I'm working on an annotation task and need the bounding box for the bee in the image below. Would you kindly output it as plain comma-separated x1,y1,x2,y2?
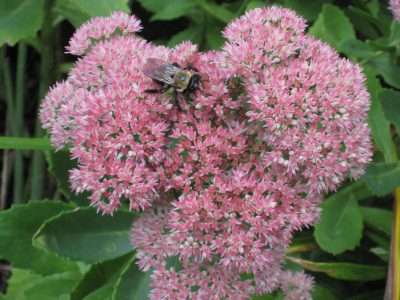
142,58,202,97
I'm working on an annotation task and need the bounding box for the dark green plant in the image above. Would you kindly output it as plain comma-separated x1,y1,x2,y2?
0,0,399,299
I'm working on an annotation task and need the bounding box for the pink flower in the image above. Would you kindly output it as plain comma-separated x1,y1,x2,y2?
280,270,315,300
40,6,372,298
390,0,400,21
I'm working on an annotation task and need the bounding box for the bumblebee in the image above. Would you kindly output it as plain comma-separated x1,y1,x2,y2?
142,58,201,96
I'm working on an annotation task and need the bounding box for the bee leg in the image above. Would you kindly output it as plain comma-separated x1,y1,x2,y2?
187,65,199,72
144,88,162,93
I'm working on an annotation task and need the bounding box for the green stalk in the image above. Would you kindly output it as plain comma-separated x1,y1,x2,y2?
13,43,27,203
30,0,55,200
0,137,53,151
2,52,14,122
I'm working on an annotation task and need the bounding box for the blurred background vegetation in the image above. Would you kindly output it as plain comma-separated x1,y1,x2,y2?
0,0,399,299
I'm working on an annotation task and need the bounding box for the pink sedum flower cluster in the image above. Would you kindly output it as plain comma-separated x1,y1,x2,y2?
280,270,314,300
390,0,400,21
40,6,372,299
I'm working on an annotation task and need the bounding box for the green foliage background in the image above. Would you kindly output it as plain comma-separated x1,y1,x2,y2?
0,0,399,299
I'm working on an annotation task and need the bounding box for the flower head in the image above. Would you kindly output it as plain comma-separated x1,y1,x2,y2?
280,270,315,300
40,6,372,298
390,0,400,21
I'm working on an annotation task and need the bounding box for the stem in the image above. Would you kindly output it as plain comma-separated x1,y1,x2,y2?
389,188,400,300
392,188,400,299
0,137,53,151
30,0,55,200
384,146,400,299
13,43,27,203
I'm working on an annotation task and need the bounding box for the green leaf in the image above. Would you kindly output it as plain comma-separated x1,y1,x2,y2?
364,68,395,162
309,4,355,49
368,53,400,89
0,136,53,151
311,285,338,300
0,0,44,46
346,290,385,300
0,201,77,275
315,194,363,255
150,0,195,21
365,229,391,250
370,247,389,262
246,1,265,11
71,0,129,17
3,269,43,300
379,89,400,136
360,206,393,236
389,21,400,46
54,0,130,27
33,207,136,263
287,257,386,281
284,0,332,21
136,0,168,13
45,151,88,206
71,253,134,300
167,25,202,47
112,256,152,300
23,271,82,300
83,280,115,300
339,39,375,60
197,0,235,23
53,0,90,28
205,18,225,50
364,162,400,196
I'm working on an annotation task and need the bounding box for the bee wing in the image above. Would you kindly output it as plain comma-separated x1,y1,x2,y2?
142,58,180,85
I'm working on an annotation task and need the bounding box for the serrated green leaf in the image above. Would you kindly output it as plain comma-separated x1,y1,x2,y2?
45,151,88,206
315,194,363,255
364,68,395,162
284,0,332,21
71,253,134,300
287,257,386,281
360,206,393,236
112,256,152,300
0,201,77,275
379,89,400,136
364,162,400,196
0,0,44,46
309,4,355,49
23,271,82,300
150,0,195,21
33,207,136,263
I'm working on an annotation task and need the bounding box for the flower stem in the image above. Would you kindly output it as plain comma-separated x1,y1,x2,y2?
13,43,27,203
29,0,55,200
